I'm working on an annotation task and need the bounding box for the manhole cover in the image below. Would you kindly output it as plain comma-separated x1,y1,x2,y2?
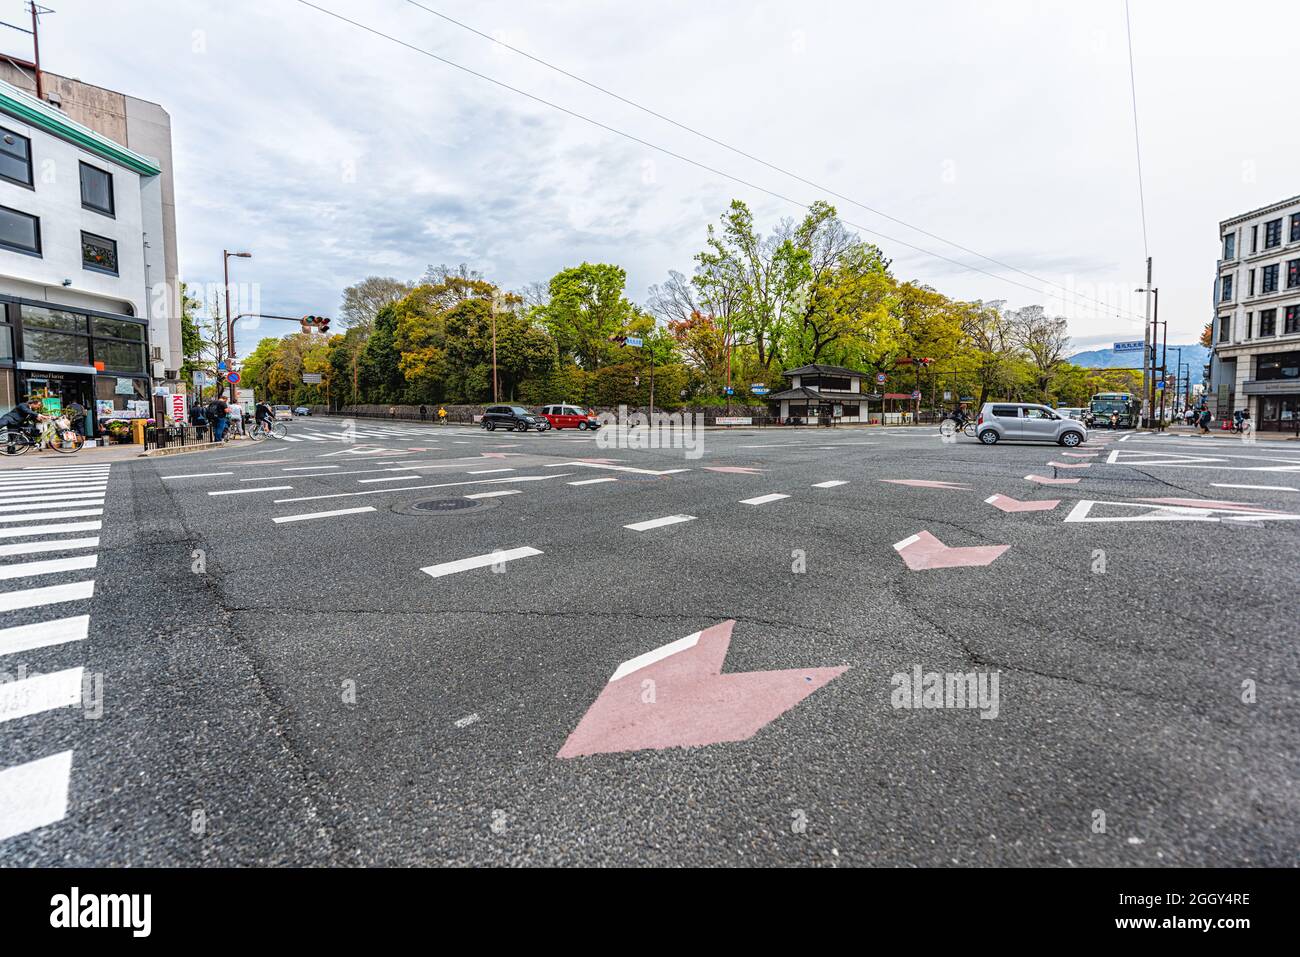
411,498,481,512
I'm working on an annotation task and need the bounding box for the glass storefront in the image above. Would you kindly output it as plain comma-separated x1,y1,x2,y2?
0,295,152,435
1258,395,1300,431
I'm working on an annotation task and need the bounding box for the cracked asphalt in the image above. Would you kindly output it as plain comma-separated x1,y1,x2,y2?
2,417,1296,866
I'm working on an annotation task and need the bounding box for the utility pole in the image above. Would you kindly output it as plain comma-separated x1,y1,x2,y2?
490,295,499,403
725,312,732,415
1157,292,1167,428
1140,257,1152,426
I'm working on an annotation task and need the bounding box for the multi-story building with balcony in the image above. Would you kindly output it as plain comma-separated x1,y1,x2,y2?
1212,194,1300,430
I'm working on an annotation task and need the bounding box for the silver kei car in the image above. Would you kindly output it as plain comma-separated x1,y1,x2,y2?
974,402,1089,447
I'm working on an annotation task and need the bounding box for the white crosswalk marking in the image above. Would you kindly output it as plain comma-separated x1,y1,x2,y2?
0,464,110,844
0,751,73,842
0,667,83,724
0,554,97,580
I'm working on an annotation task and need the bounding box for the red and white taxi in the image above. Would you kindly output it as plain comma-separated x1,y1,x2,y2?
540,404,600,430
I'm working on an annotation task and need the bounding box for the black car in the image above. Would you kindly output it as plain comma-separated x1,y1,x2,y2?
481,405,549,432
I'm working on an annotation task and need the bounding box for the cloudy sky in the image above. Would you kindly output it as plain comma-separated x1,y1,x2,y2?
15,0,1300,352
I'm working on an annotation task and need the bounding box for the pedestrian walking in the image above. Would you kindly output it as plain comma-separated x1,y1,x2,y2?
208,396,229,441
419,404,428,422
388,406,397,419
438,406,447,425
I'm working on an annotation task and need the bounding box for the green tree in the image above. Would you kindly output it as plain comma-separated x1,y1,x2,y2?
537,263,637,369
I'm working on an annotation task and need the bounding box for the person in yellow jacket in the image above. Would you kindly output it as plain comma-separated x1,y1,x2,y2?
437,406,448,425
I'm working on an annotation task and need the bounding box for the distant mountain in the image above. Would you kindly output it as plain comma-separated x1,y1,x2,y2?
1068,344,1209,372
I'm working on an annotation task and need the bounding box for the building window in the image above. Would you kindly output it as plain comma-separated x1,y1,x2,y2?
78,163,114,217
1288,259,1300,289
804,375,851,391
1251,225,1258,253
1287,306,1300,336
1262,263,1279,293
1248,268,1255,296
1218,316,1232,342
0,205,40,256
1220,275,1233,301
1265,218,1283,249
1259,308,1277,337
1255,351,1300,381
91,316,144,341
1223,233,1235,260
1245,312,1253,339
80,231,118,275
91,338,145,374
0,128,32,187
21,329,90,366
1291,213,1300,244
20,305,88,335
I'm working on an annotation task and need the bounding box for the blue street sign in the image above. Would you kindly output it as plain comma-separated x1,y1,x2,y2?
911,390,921,400
724,387,734,395
624,337,644,348
876,373,887,384
750,385,769,395
217,361,227,371
1155,381,1164,390
226,371,241,385
1114,340,1144,352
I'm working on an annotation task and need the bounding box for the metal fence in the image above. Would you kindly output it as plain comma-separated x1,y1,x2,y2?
142,424,219,451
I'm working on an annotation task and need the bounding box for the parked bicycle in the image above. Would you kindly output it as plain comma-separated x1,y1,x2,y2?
0,415,84,455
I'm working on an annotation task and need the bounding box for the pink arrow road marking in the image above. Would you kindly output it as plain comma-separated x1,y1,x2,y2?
880,479,971,490
985,494,1060,513
1047,461,1091,468
557,620,847,759
892,531,1009,570
1025,474,1080,485
704,466,767,474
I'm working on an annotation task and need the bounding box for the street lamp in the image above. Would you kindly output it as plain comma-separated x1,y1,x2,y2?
224,250,252,360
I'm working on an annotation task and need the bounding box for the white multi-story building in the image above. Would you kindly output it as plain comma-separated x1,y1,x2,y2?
0,77,171,427
1212,194,1300,431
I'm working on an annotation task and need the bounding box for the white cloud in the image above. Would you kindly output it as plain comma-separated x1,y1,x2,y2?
26,0,1300,352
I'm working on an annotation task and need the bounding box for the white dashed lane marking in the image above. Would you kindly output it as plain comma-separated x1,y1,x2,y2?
420,546,542,578
624,515,696,532
273,506,377,524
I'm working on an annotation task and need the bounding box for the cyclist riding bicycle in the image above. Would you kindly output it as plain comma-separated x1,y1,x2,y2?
0,399,46,437
252,400,274,435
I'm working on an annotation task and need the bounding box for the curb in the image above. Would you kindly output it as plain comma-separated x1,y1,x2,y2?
138,440,235,458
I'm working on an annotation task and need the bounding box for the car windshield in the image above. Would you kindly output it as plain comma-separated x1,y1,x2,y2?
511,407,530,415
1092,400,1127,413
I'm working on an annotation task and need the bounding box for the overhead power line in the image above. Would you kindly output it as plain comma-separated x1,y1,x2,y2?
402,0,1143,323
292,0,1144,324
1123,0,1149,259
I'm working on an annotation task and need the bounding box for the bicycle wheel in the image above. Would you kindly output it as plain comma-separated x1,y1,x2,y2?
271,423,288,439
0,429,32,455
939,419,957,439
963,421,978,437
48,429,85,454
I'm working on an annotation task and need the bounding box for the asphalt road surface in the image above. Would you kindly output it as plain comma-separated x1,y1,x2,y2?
1,416,1296,866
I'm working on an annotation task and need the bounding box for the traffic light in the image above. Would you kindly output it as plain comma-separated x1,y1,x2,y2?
301,315,331,334
607,333,627,345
